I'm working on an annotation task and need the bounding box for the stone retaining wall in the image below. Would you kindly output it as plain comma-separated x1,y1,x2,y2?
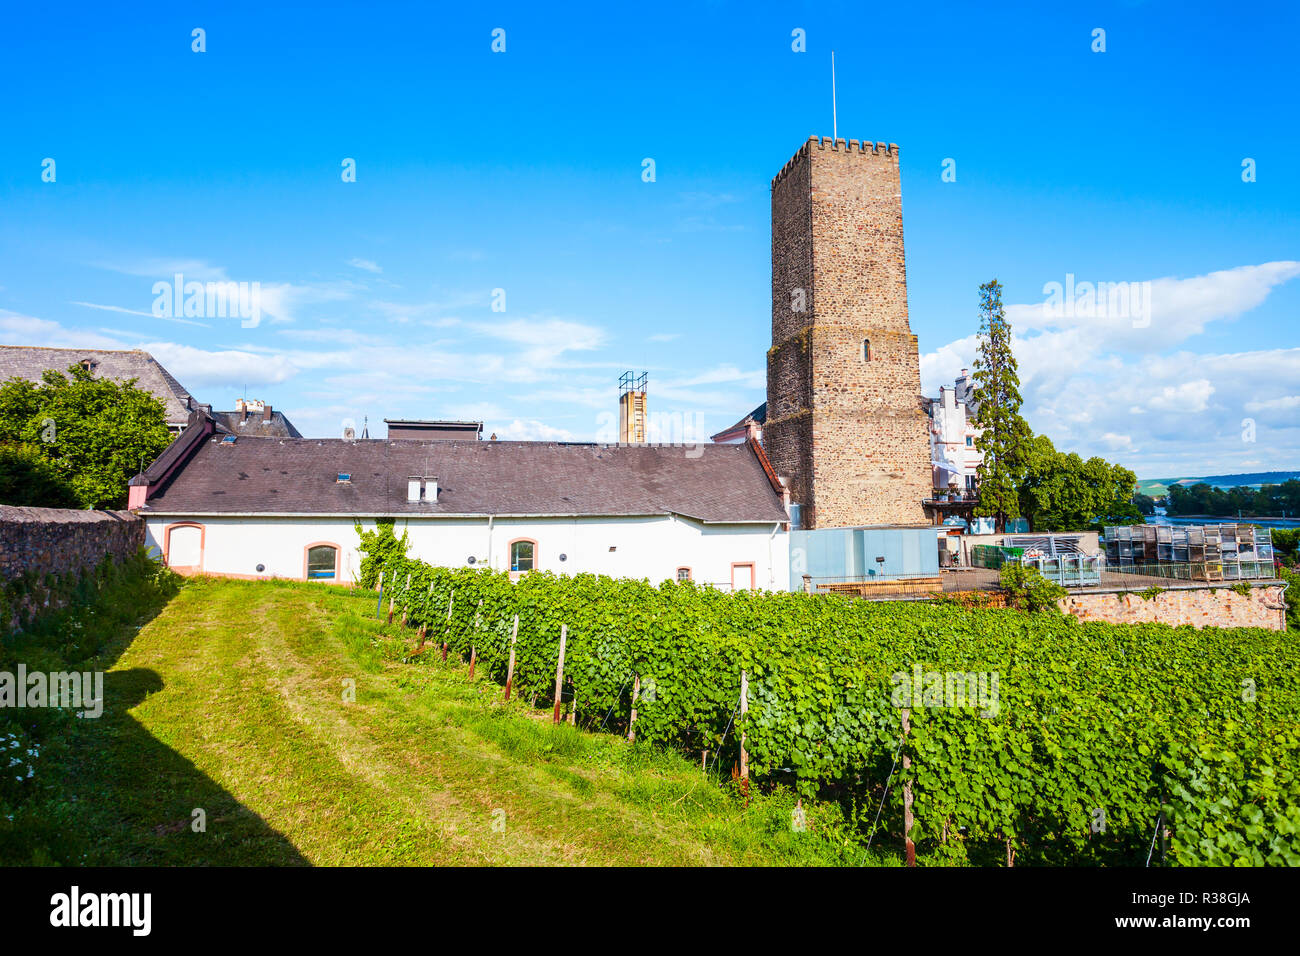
1059,582,1288,631
1,505,145,630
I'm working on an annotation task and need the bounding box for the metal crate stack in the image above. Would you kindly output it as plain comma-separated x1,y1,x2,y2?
1103,524,1275,581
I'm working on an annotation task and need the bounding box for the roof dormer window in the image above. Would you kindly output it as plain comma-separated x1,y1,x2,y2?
406,476,438,503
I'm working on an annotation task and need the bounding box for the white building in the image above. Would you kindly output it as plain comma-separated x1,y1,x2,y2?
926,369,983,495
130,411,791,592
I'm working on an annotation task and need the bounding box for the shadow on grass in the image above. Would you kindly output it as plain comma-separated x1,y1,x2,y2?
1,560,308,866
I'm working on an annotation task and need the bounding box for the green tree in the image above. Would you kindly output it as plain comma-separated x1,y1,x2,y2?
0,366,173,509
1133,493,1156,516
0,443,78,507
1016,434,1140,532
970,279,1032,531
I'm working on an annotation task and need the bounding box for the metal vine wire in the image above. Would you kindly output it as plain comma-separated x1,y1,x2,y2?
600,678,632,731
866,731,908,850
1145,811,1163,867
707,703,742,775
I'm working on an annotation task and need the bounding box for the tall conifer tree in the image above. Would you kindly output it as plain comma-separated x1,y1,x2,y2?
971,280,1032,531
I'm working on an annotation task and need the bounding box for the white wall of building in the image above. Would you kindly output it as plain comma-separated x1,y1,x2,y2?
929,375,983,493
143,513,790,592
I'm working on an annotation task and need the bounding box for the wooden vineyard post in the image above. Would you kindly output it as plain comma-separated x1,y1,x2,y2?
739,670,749,795
552,625,568,724
387,572,396,623
902,708,916,867
469,599,482,678
504,615,519,700
442,590,453,662
567,680,577,726
400,573,412,625
416,581,433,648
627,674,640,742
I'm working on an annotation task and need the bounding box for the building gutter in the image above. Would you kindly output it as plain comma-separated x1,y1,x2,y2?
137,509,788,525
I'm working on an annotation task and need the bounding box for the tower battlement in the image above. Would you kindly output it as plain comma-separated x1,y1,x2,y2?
771,136,901,189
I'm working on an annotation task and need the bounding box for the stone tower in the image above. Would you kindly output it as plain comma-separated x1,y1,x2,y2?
764,136,931,529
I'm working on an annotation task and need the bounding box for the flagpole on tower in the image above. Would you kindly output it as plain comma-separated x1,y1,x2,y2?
831,50,837,141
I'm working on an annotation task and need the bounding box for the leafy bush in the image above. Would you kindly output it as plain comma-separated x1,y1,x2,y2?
0,443,77,508
353,519,409,590
998,563,1067,612
0,366,172,509
1272,528,1298,563
368,547,1300,866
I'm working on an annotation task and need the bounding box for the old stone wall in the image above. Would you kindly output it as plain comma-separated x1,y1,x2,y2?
1060,583,1288,631
766,136,931,529
0,505,145,630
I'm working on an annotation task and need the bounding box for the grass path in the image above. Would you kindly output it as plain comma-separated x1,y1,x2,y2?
54,578,894,866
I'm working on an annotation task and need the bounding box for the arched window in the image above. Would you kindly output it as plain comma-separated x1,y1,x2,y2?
509,539,536,574
676,567,692,582
305,543,340,580
862,338,872,361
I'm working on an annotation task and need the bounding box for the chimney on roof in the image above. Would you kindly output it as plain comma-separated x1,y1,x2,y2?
618,371,648,443
235,398,267,423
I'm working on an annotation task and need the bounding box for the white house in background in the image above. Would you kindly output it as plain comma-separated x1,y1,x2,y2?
925,369,983,494
129,409,791,591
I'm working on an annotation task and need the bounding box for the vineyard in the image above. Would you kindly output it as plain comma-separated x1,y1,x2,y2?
370,541,1300,866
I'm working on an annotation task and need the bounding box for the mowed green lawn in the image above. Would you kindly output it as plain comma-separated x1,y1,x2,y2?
51,577,893,866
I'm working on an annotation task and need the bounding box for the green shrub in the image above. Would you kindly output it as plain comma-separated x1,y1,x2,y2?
1271,528,1299,562
353,519,409,590
998,563,1067,612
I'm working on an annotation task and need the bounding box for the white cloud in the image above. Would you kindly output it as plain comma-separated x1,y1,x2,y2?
1245,395,1300,413
138,342,298,389
0,311,125,349
347,258,382,274
495,418,576,441
1148,379,1214,413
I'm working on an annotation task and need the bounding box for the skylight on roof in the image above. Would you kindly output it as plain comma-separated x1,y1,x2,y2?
220,435,237,444
337,473,352,483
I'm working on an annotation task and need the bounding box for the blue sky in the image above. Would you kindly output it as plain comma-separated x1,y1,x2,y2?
1,0,1296,478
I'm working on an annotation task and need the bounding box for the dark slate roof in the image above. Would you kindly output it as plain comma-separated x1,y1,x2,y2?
213,410,304,439
0,346,194,424
141,438,788,523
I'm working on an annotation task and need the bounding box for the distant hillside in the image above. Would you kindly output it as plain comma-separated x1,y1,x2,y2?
1138,471,1300,497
